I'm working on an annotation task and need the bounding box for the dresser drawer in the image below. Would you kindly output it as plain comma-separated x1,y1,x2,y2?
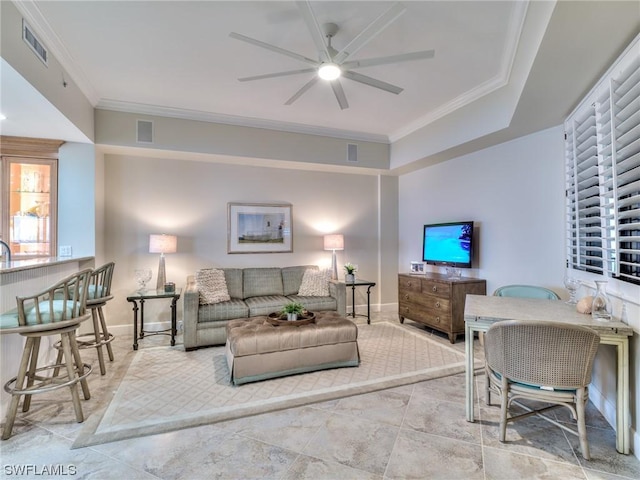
399,303,451,328
399,290,450,311
398,276,421,293
421,279,451,298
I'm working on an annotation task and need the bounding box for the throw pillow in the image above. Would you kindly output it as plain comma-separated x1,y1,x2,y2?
298,268,330,296
196,268,231,305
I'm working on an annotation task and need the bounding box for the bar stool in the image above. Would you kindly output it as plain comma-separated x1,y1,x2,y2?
0,269,93,440
75,262,116,375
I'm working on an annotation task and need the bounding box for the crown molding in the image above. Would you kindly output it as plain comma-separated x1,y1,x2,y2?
388,0,529,143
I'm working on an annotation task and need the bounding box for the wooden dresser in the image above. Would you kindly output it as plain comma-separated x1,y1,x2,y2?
398,273,486,343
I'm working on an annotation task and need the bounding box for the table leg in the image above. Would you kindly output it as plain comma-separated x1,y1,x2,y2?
131,300,139,351
139,299,145,338
351,285,356,318
615,336,630,454
465,323,475,422
366,285,373,324
170,297,178,346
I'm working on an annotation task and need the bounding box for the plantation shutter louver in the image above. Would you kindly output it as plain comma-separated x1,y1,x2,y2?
565,34,639,285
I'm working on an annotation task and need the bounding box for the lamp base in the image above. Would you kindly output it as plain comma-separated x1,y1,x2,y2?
156,254,166,291
331,250,338,280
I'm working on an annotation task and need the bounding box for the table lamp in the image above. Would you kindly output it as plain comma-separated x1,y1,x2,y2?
324,234,344,280
149,234,177,290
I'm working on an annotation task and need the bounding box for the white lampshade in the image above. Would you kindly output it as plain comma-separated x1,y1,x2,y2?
324,234,344,251
149,234,177,254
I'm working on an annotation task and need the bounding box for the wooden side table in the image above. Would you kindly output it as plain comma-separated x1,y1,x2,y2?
345,279,376,324
126,288,181,350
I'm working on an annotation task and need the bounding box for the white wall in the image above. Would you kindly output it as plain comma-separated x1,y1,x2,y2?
398,125,639,455
399,126,566,293
58,142,96,257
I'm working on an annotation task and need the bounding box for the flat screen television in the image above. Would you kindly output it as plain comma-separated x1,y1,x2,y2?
422,221,474,268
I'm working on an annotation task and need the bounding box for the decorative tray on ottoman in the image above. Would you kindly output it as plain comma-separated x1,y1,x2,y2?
266,311,316,326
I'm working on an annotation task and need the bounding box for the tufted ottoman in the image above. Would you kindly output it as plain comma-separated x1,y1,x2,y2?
225,311,360,385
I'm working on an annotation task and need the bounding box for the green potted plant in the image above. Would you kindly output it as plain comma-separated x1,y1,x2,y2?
344,263,358,283
281,301,305,321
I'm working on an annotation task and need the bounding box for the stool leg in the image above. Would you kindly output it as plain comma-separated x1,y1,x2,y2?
98,306,114,362
69,330,91,400
91,308,106,375
52,343,64,378
60,332,84,423
2,337,35,440
21,337,41,413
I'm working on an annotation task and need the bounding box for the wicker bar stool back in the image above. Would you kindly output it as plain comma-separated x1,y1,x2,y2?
484,320,600,459
76,262,116,375
0,269,93,440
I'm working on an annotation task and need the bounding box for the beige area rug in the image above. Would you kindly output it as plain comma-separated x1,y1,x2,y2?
74,322,472,448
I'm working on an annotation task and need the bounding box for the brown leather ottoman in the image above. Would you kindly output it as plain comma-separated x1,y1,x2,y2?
225,311,360,385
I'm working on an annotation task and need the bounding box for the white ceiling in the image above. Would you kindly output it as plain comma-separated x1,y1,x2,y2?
1,1,639,156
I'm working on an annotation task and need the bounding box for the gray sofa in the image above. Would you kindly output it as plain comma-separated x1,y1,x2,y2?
183,265,346,350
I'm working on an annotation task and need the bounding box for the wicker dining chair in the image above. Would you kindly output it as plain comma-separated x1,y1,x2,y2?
0,269,93,440
484,320,600,459
493,284,560,300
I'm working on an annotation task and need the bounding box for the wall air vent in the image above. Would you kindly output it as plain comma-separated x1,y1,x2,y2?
136,120,154,144
347,143,358,163
22,19,48,66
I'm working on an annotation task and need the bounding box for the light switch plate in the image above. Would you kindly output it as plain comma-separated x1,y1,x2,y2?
59,245,72,256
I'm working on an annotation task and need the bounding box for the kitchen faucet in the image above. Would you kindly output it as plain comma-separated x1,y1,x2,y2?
0,240,11,263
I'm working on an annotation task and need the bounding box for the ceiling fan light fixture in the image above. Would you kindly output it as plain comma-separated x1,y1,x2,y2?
318,63,341,81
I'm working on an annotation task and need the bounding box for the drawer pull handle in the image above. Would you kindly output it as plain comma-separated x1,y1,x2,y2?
407,282,412,287
432,286,437,292
435,316,440,323
435,302,441,308
404,294,409,300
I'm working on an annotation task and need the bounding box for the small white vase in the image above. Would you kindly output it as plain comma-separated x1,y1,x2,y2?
287,313,298,321
345,273,355,282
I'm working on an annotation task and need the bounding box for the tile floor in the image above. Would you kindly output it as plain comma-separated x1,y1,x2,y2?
1,312,638,479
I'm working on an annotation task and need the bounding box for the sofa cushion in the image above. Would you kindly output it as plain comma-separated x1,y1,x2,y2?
243,268,283,298
282,265,316,296
222,268,244,299
245,295,290,317
198,299,249,323
196,269,231,305
298,268,330,296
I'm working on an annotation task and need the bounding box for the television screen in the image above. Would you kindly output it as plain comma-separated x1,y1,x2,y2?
422,221,474,268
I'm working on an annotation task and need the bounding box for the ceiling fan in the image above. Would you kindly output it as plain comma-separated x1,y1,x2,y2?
229,1,435,110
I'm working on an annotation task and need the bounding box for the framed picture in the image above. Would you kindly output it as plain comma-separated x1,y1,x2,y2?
228,203,293,254
410,261,425,274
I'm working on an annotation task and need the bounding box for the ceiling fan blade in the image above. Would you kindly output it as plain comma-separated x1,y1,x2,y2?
285,76,319,105
342,50,435,69
330,79,349,110
296,1,331,63
333,2,406,64
239,68,317,82
342,70,403,95
230,32,318,66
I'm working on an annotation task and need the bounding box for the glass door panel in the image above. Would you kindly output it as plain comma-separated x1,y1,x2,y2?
5,158,57,258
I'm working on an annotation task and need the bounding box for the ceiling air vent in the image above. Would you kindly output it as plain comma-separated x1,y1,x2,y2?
136,120,154,144
22,19,48,66
347,143,358,163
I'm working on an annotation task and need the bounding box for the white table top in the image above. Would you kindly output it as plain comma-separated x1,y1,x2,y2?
464,294,633,336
